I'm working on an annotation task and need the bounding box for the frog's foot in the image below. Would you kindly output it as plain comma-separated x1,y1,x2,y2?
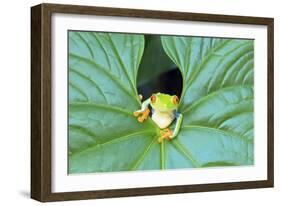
133,108,150,123
158,128,173,143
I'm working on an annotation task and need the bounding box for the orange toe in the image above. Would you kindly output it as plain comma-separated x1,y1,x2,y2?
133,111,140,117
158,129,172,143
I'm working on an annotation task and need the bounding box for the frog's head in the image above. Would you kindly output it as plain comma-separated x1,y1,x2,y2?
150,93,179,112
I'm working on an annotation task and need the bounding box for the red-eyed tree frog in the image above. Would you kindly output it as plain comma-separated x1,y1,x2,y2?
133,93,183,143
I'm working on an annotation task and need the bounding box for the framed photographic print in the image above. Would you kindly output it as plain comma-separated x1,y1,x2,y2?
31,3,274,202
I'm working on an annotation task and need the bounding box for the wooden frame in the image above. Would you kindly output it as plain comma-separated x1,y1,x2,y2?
31,3,274,202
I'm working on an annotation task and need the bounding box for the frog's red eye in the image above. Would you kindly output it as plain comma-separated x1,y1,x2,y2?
172,95,179,105
150,94,156,103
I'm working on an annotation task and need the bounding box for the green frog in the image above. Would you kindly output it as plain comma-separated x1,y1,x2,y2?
133,93,183,143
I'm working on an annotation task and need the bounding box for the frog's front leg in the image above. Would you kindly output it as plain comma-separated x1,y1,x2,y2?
158,113,183,143
133,98,150,123
170,113,183,139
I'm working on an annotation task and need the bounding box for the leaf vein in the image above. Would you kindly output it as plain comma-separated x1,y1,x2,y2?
105,33,136,91
69,82,89,101
69,68,108,103
172,140,200,167
69,53,140,104
130,137,158,170
181,85,253,114
71,130,156,157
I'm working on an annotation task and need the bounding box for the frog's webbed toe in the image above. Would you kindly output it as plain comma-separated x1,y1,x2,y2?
133,108,150,123
158,128,173,143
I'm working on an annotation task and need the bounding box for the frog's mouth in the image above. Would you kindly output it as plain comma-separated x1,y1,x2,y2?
152,105,176,113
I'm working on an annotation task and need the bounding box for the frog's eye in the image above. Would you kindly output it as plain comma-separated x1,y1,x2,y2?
172,95,179,105
150,94,156,103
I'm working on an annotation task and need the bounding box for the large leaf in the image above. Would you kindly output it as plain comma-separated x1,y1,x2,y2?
68,32,159,173
161,36,254,167
69,32,254,174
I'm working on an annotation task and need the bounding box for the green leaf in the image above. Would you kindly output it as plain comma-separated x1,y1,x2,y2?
68,32,159,173
161,36,254,167
69,32,254,174
69,32,144,110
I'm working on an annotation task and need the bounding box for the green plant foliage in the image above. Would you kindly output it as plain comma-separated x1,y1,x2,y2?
68,32,254,174
68,32,158,173
161,37,254,166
